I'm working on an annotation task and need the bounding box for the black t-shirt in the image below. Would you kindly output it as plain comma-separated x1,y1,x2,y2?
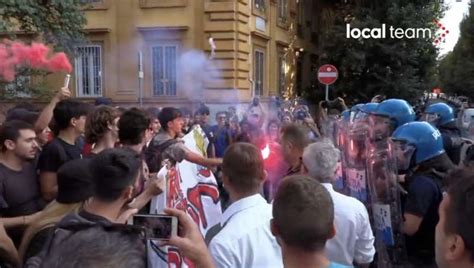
37,137,82,173
404,175,442,261
0,162,45,217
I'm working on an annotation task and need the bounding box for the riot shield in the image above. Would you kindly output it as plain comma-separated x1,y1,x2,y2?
366,139,408,267
367,114,393,142
333,120,347,192
320,115,339,145
342,121,370,205
460,109,474,139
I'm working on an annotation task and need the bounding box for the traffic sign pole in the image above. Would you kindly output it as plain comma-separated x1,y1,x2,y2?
325,84,329,101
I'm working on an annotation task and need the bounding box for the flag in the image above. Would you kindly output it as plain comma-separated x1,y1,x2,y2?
149,126,222,268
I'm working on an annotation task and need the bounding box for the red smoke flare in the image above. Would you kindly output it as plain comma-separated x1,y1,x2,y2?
0,40,72,82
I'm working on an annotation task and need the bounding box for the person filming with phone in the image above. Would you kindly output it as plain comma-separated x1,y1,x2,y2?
25,148,147,267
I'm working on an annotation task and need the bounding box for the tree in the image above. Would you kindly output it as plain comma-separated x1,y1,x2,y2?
439,3,474,99
305,0,443,105
0,0,87,98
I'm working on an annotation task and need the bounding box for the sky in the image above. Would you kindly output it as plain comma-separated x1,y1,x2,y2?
438,0,470,56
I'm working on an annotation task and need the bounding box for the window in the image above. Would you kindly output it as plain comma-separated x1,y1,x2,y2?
75,45,102,97
254,50,264,96
4,75,31,98
254,0,266,13
278,0,288,24
152,45,177,96
278,50,286,97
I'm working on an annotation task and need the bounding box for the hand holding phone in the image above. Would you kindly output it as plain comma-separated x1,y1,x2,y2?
162,208,215,268
132,214,178,241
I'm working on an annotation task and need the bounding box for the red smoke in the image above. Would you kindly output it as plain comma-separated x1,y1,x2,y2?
0,40,72,82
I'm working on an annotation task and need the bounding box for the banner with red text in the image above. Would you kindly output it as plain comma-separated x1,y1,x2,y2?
149,126,222,268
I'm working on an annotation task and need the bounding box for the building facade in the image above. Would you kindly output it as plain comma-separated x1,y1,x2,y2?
50,0,322,106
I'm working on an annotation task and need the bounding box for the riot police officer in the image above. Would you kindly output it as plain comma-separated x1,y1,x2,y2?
369,99,416,140
353,102,378,123
421,102,463,165
364,99,415,266
391,121,455,267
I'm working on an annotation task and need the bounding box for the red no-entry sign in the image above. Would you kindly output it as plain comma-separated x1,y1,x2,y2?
318,64,338,85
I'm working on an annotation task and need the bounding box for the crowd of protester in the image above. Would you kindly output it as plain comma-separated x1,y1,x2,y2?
0,85,473,268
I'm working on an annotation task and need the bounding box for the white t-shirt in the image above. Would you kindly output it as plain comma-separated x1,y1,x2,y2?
208,194,283,268
323,183,375,265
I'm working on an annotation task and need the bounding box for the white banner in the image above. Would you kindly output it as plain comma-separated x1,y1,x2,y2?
149,127,222,268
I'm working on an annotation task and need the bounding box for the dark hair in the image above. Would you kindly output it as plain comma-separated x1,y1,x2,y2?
281,124,310,150
85,106,120,144
222,143,264,194
57,159,94,204
118,108,150,145
91,148,141,202
116,107,127,115
445,167,474,262
145,107,160,120
240,117,249,127
53,99,89,131
266,119,280,131
41,226,146,268
273,175,334,251
6,108,38,125
196,104,210,116
180,107,191,117
158,107,182,131
216,111,227,119
94,97,113,106
0,120,35,152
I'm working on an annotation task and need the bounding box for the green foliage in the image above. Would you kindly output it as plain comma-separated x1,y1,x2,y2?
0,0,87,99
439,3,474,100
0,68,55,100
0,0,87,53
307,0,443,105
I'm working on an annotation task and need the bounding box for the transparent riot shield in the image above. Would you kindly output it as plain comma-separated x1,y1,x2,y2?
333,120,347,192
367,114,393,142
366,139,408,267
342,122,370,205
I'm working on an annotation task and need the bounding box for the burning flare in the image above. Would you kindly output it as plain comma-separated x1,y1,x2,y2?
261,144,270,160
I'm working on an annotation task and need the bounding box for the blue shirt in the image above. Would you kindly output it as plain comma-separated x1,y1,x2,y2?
404,174,442,260
210,125,231,158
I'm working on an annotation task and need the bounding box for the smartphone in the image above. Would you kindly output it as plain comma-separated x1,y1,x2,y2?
132,214,178,241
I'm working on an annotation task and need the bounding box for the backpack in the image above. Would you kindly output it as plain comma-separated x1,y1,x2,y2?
144,139,179,174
